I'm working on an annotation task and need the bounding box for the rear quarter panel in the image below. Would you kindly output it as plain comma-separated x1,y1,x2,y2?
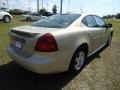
51,27,90,59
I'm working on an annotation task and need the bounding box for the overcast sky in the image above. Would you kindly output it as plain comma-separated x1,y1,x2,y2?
0,0,120,16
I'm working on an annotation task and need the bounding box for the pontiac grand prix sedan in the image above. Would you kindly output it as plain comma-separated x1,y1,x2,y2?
7,14,113,74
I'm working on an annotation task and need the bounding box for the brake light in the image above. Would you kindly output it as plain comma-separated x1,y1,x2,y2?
35,33,58,52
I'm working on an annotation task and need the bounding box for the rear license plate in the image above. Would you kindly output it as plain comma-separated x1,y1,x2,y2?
15,41,22,49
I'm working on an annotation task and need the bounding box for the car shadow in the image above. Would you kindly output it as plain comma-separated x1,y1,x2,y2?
0,21,5,23
19,19,36,22
0,46,107,90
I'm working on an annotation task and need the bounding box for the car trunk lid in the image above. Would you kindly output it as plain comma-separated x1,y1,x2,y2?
9,25,60,57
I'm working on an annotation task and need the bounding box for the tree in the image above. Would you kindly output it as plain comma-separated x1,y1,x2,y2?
52,5,57,14
9,9,24,15
39,8,47,15
116,13,120,19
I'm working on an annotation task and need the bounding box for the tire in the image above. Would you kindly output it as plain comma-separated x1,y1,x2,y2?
106,34,112,46
3,16,11,23
26,17,31,21
69,47,87,73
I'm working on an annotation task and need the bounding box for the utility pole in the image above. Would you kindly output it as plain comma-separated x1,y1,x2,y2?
68,0,70,13
37,0,39,13
46,0,49,11
81,4,83,13
60,0,63,14
41,0,43,9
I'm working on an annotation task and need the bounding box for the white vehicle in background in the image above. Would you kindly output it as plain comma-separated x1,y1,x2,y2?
0,10,12,23
22,13,46,21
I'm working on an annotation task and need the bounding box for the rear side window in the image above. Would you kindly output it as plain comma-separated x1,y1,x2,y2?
94,16,105,27
82,15,97,27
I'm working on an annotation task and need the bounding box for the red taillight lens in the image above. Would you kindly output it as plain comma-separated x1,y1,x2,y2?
35,33,58,52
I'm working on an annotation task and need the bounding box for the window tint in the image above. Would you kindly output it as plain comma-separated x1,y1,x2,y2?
31,14,35,16
83,15,97,27
30,13,40,16
35,14,41,16
94,16,105,27
32,14,81,28
82,18,88,26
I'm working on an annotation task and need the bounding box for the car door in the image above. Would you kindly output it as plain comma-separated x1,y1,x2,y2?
34,14,41,20
94,15,109,45
82,15,103,53
37,14,43,20
31,14,37,20
30,14,38,21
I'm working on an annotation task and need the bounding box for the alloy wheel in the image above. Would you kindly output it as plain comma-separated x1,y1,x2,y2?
74,51,85,70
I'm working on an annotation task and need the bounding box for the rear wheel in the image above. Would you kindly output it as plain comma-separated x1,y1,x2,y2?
3,16,11,23
69,47,86,73
26,17,31,21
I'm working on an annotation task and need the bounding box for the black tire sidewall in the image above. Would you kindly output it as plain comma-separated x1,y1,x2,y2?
69,47,86,73
106,34,112,46
4,16,11,23
26,17,31,21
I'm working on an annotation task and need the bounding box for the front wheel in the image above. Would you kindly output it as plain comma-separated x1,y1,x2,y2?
69,47,86,73
106,34,112,46
3,16,11,23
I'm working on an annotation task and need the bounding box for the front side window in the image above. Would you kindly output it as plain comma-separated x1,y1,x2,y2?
82,15,97,27
94,16,105,27
30,13,40,16
35,14,41,16
32,14,81,28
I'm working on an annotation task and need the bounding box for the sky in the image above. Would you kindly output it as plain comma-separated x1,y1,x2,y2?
0,0,120,16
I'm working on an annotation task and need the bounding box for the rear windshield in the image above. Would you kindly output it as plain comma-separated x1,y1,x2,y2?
32,14,81,28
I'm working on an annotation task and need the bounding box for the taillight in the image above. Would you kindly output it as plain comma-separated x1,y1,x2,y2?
35,33,58,52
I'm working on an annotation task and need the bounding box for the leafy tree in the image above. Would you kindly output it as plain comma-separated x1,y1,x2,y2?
116,13,120,19
52,5,57,14
102,12,120,19
39,8,47,15
9,9,24,15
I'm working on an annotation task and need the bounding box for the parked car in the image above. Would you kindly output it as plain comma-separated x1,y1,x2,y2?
42,12,53,17
7,14,113,74
22,13,46,21
0,10,12,23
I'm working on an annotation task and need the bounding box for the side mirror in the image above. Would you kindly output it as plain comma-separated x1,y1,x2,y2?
106,23,112,28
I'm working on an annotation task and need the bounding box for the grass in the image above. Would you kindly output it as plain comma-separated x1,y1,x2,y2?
0,17,120,90
0,15,31,64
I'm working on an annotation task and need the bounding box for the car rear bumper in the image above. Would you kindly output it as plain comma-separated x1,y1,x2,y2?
7,45,71,74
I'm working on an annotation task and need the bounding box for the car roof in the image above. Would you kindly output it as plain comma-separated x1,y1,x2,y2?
57,13,94,16
80,13,93,16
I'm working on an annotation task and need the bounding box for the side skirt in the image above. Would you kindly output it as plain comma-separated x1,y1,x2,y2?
87,43,106,58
